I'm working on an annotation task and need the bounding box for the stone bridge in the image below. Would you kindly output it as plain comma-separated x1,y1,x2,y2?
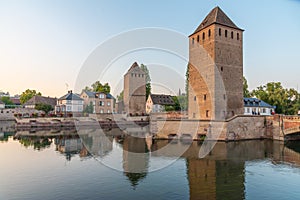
271,115,300,141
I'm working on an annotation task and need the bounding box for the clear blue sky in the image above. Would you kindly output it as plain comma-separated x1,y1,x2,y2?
0,0,299,97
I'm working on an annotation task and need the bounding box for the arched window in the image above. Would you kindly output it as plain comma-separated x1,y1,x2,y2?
231,31,234,39
202,32,205,40
219,28,221,36
197,35,199,42
208,29,211,37
225,30,228,37
237,33,240,40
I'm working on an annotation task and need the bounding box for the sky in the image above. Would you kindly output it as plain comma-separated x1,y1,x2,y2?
0,0,299,97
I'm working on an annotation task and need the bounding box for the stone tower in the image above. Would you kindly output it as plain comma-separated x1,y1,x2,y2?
124,62,146,115
188,6,244,120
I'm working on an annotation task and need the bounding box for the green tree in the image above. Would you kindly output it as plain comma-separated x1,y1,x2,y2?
140,64,151,100
35,103,53,114
91,81,110,94
20,89,42,104
83,101,94,114
251,82,299,115
0,96,14,105
117,91,124,102
243,76,251,98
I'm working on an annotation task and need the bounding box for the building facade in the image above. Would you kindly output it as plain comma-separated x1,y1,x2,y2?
244,97,275,116
188,7,244,120
80,90,115,114
0,100,5,109
146,94,175,114
55,91,83,116
123,62,146,115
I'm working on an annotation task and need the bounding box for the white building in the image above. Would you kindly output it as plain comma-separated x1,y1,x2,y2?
55,91,83,116
244,97,275,116
146,94,175,114
0,100,5,109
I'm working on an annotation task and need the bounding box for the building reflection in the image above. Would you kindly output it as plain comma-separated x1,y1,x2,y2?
121,127,150,189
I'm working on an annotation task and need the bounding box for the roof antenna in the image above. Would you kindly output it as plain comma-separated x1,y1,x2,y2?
65,83,69,92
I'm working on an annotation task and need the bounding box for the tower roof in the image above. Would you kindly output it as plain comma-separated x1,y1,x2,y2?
127,62,139,72
191,6,243,36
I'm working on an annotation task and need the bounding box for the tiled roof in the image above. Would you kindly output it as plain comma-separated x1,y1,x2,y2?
10,98,21,105
24,95,57,107
244,97,275,108
59,92,83,101
192,6,242,35
150,94,175,105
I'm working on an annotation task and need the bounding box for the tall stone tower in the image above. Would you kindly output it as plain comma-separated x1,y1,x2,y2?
124,62,146,115
188,6,244,120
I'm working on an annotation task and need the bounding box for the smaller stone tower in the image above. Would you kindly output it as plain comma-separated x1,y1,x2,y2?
124,62,146,115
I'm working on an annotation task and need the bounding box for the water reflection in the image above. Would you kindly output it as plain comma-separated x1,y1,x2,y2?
4,128,300,199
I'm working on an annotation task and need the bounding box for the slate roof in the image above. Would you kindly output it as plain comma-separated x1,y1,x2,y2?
82,90,115,99
244,97,275,109
150,94,175,105
59,92,83,101
24,96,57,107
191,6,243,35
83,90,96,98
127,62,145,74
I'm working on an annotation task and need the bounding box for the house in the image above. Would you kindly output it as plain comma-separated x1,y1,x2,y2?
55,90,83,116
146,94,175,113
244,97,275,116
0,100,5,109
24,95,57,109
80,90,115,114
10,97,21,106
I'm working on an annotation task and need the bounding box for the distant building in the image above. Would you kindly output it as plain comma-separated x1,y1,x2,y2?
55,90,83,116
24,95,57,109
124,62,146,115
244,97,275,116
0,91,9,97
0,100,5,109
80,90,115,114
10,97,21,106
146,94,175,114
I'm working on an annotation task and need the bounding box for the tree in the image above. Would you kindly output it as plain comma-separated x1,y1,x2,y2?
243,76,251,98
83,101,94,114
251,82,299,115
20,89,42,104
140,64,151,100
35,103,53,114
0,96,14,105
185,64,189,99
91,81,110,94
117,91,124,102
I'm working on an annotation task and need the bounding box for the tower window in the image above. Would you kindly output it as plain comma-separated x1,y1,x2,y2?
202,32,205,40
206,110,209,118
204,94,207,101
208,29,211,37
231,31,233,39
192,38,194,44
194,96,197,101
223,94,226,100
225,30,228,38
221,67,223,71
219,28,221,36
237,33,240,40
197,35,199,42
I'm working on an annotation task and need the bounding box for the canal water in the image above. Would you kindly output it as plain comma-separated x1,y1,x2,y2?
1,129,300,200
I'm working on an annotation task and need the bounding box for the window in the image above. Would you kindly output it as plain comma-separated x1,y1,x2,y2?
138,74,140,77
99,94,105,99
192,38,194,44
247,108,250,113
197,35,199,42
135,74,137,77
107,101,111,106
79,106,82,111
219,28,221,36
67,106,71,111
223,94,226,100
206,110,209,117
237,33,240,40
67,100,71,104
221,67,223,72
204,94,207,101
231,31,233,39
225,30,228,37
107,109,110,113
262,108,266,113
100,109,104,113
194,96,197,101
131,73,133,77
99,101,104,106
208,29,211,37
202,32,205,40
